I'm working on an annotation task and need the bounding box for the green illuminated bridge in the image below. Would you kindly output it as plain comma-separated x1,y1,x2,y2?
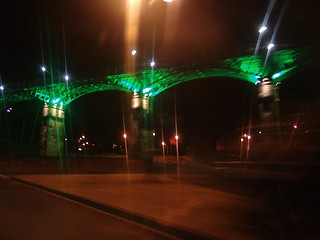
2,48,312,106
0,48,317,157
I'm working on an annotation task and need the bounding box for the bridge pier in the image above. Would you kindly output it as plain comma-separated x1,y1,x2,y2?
39,103,65,157
257,77,280,123
128,92,153,169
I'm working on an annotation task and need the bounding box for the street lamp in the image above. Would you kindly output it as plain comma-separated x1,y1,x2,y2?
258,26,267,33
267,43,275,50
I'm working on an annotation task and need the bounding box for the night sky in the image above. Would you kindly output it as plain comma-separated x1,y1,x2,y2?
1,0,320,153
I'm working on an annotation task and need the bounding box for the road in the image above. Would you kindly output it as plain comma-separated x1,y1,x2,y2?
0,177,176,240
1,161,320,239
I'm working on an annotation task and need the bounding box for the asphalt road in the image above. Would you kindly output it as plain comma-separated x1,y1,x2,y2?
0,177,176,240
1,161,320,239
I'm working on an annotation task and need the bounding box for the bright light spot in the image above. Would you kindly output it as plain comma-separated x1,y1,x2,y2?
259,26,267,33
163,0,173,2
150,61,155,67
82,135,85,139
65,138,68,141
152,132,156,136
131,49,137,56
255,80,261,85
65,75,69,81
293,125,298,129
247,135,251,140
0,86,4,91
123,133,127,139
162,141,166,146
267,43,275,50
259,131,262,134
175,135,179,140
78,147,82,151
143,87,152,94
241,138,244,142
41,66,46,72
272,72,282,79
52,98,60,104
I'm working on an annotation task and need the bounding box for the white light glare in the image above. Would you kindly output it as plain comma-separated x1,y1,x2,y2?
259,26,267,33
267,43,275,50
65,75,69,81
163,0,173,2
0,86,4,91
150,61,155,67
131,49,137,56
41,66,46,72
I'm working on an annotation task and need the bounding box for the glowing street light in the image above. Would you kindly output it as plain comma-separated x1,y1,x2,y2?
258,26,267,33
41,66,46,72
267,43,275,50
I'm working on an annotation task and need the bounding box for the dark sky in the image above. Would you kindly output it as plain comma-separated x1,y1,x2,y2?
1,0,320,152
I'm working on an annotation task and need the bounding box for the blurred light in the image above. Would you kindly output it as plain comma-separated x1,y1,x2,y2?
123,133,127,139
267,43,275,50
162,141,166,146
41,66,46,72
259,26,267,33
153,132,156,136
247,135,251,140
175,135,179,140
0,86,4,91
163,0,173,2
293,125,298,129
150,61,155,67
82,135,85,138
272,72,282,79
78,147,83,151
259,131,262,134
131,49,137,56
241,138,244,142
65,75,69,81
143,87,152,94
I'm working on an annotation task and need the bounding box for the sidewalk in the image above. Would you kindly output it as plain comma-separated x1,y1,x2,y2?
12,173,272,240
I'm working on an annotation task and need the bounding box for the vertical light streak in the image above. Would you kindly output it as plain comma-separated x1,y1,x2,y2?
254,0,276,55
125,0,141,73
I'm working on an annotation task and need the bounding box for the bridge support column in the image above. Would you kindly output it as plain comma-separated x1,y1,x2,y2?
39,103,65,157
128,92,153,169
257,77,280,123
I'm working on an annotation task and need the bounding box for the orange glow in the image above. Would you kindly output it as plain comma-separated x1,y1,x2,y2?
124,0,142,72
